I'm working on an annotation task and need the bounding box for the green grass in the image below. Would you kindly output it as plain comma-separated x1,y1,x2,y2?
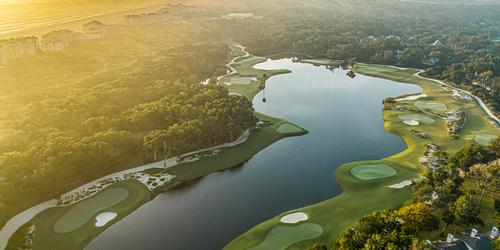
26,180,150,250
225,63,499,250
414,101,448,111
276,123,305,134
398,113,436,124
299,58,343,66
54,187,129,233
350,164,397,180
248,223,323,250
225,54,291,100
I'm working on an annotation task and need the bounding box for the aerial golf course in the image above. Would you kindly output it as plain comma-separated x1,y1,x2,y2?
5,45,499,250
225,59,499,249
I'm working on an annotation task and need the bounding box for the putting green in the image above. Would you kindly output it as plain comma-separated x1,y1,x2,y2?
54,187,129,233
350,164,397,180
276,123,303,134
223,76,254,85
248,223,323,250
474,133,498,146
414,101,447,111
398,113,435,124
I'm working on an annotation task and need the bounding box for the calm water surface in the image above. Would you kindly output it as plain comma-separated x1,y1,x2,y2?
86,59,421,250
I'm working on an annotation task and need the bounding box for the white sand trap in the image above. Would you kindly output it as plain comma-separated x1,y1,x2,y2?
388,180,412,189
395,93,427,102
403,119,419,126
95,212,117,227
280,212,308,224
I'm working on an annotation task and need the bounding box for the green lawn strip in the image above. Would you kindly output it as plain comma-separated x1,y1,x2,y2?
26,179,150,250
248,223,323,250
474,133,498,145
298,58,343,66
225,63,499,249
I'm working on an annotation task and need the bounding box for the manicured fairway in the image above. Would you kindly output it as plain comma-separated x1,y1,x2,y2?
350,164,397,180
54,187,129,233
276,123,305,134
414,101,447,111
248,223,323,250
398,113,435,124
223,76,255,85
474,133,498,145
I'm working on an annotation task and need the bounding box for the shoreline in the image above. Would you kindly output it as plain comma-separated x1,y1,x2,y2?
225,60,499,249
1,44,307,250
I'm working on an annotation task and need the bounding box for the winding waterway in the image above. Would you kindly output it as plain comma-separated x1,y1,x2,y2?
86,59,422,250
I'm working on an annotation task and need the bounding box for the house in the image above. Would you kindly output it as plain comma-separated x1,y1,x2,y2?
432,40,443,46
430,228,497,250
40,29,85,51
0,37,39,65
83,20,106,39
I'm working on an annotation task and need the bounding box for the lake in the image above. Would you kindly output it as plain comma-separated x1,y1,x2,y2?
86,59,422,250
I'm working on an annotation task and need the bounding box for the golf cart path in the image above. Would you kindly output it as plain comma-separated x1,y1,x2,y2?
0,129,250,250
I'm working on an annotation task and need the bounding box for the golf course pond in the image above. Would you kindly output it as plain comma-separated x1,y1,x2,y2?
86,59,422,250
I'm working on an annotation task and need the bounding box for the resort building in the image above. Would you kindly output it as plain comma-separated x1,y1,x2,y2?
430,228,497,250
40,30,85,51
83,21,106,39
0,37,39,65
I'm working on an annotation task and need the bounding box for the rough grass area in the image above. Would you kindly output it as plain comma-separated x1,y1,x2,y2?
54,187,129,233
414,101,447,111
226,63,499,250
350,164,397,180
248,223,323,250
474,133,498,145
398,113,435,124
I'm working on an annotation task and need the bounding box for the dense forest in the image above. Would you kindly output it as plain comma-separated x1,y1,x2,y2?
0,24,257,226
226,0,500,115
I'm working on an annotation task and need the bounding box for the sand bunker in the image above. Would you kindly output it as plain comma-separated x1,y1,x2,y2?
395,93,427,102
249,223,323,250
414,101,447,111
388,180,412,189
276,123,303,134
54,187,129,233
280,212,308,224
403,119,420,126
95,212,117,227
351,164,397,180
474,133,498,146
399,114,435,124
